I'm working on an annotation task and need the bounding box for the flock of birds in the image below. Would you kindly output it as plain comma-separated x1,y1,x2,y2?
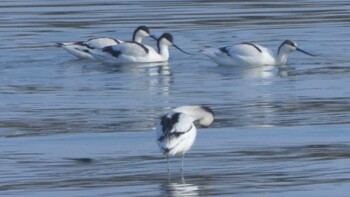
57,26,316,174
57,25,316,67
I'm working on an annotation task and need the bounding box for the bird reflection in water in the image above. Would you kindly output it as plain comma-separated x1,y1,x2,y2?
130,63,172,98
160,175,199,197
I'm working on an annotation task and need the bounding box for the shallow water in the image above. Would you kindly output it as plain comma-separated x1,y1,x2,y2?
1,127,350,196
1,0,350,196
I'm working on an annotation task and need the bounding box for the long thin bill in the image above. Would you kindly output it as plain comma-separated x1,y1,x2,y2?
173,44,193,55
297,47,316,57
150,35,158,40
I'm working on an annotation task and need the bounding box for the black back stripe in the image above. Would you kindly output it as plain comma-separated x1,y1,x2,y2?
86,38,96,42
82,38,121,49
86,37,115,42
241,42,262,53
125,41,149,54
112,38,121,44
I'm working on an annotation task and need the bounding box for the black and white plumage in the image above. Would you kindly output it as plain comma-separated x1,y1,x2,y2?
57,26,155,60
89,33,192,65
156,105,214,172
201,40,316,66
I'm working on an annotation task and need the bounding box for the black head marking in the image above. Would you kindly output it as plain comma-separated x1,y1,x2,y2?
136,26,150,34
278,40,297,54
161,33,173,43
241,42,262,53
157,33,173,52
201,106,214,116
284,40,297,47
133,26,150,41
102,46,121,58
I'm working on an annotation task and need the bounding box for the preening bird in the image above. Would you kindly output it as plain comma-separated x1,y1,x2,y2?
156,105,214,173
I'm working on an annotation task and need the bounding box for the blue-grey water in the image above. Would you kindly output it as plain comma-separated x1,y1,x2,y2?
1,0,350,196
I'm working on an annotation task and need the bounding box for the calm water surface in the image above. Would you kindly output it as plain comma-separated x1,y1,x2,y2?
1,0,350,196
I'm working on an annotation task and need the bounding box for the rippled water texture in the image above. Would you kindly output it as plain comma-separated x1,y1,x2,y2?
1,0,350,196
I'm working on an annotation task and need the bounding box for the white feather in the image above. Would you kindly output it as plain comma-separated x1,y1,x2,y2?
156,106,214,156
90,33,182,65
202,40,314,66
58,26,153,60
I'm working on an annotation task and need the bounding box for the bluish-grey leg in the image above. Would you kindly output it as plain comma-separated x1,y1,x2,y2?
181,153,185,173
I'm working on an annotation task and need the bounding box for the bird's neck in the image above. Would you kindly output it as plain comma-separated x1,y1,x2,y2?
276,51,289,66
158,44,170,60
132,31,142,43
134,36,142,43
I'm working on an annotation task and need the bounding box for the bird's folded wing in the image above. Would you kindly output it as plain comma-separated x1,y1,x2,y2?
111,42,150,57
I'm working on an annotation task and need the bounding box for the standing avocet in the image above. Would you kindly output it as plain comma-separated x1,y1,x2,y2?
156,105,214,173
89,33,192,64
57,26,156,60
201,40,316,66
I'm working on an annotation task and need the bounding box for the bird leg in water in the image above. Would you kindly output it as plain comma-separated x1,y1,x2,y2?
167,155,170,173
181,153,185,173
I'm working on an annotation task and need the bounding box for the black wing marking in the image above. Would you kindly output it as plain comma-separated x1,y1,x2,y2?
240,42,262,53
158,113,192,142
160,113,181,135
158,124,193,143
84,38,121,49
112,38,121,44
219,46,230,56
73,41,95,49
102,46,121,58
158,124,193,154
75,48,89,53
56,43,64,47
86,37,121,44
